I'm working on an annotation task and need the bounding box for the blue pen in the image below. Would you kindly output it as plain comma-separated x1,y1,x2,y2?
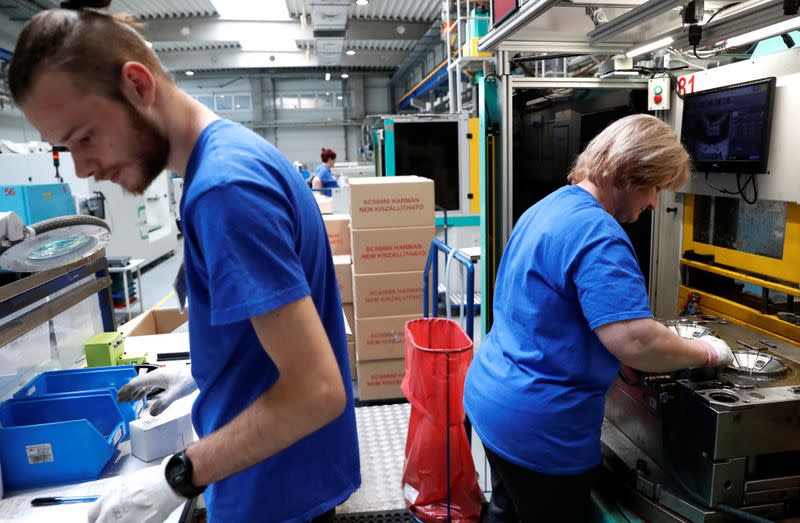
31,496,99,507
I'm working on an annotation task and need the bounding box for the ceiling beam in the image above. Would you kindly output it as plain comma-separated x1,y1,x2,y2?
141,18,429,45
346,20,428,40
141,18,311,43
158,49,407,71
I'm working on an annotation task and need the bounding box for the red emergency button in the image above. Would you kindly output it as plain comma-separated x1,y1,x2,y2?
654,94,663,104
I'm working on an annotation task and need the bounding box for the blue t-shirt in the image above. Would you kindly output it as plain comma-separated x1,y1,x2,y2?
463,185,652,475
314,164,338,196
180,120,360,522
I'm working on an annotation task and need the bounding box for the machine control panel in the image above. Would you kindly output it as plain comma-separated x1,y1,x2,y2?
648,77,672,111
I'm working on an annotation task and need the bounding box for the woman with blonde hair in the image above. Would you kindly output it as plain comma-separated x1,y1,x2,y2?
463,114,733,522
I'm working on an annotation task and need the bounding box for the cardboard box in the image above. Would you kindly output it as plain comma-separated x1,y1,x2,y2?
356,358,406,401
130,395,196,462
351,226,435,275
119,308,190,364
356,314,420,361
349,176,434,230
323,214,351,255
343,303,355,342
333,255,352,303
347,341,356,379
315,194,333,214
353,271,424,319
119,307,187,337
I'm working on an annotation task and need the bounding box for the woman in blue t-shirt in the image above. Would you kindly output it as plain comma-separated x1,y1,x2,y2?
312,147,339,196
464,114,735,522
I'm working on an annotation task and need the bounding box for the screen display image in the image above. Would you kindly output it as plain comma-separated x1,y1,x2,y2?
394,121,460,211
493,0,518,25
681,77,775,174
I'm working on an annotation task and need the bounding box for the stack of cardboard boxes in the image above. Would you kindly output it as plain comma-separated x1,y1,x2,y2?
349,176,435,401
324,214,357,379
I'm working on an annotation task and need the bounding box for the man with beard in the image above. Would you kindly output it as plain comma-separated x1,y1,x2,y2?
7,3,360,522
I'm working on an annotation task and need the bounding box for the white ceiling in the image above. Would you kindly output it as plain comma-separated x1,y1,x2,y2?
0,0,440,73
286,0,440,22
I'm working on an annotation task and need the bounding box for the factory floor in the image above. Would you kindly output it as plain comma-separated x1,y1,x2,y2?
135,240,491,515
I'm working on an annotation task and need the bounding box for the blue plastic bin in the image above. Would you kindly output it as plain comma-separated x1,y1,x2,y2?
0,392,126,489
13,366,145,431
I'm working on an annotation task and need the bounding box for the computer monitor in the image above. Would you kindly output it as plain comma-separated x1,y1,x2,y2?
681,77,776,174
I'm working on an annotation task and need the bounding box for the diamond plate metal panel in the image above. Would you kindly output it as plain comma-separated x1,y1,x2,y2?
338,403,410,514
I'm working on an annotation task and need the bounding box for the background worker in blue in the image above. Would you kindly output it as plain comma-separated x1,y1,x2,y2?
8,3,360,522
294,160,312,181
312,148,339,196
463,115,734,523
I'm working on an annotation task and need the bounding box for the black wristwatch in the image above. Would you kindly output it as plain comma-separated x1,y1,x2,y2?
165,450,206,498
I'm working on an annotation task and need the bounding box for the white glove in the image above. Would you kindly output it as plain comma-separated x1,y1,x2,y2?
697,335,734,367
117,366,197,416
0,211,28,246
87,456,186,523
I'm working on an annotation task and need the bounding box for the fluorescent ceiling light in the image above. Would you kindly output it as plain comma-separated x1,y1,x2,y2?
325,72,331,81
723,16,800,48
346,49,356,56
625,36,675,58
341,73,349,79
337,95,344,100
355,0,368,5
185,70,194,76
211,0,291,21
239,38,299,52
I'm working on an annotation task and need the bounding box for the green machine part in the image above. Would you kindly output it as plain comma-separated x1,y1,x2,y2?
372,127,384,177
384,118,396,177
468,6,489,40
84,331,147,367
478,71,503,339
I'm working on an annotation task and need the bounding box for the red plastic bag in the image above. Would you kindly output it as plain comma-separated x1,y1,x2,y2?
401,318,484,523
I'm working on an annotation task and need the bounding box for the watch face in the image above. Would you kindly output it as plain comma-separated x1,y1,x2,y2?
167,454,189,484
166,451,204,498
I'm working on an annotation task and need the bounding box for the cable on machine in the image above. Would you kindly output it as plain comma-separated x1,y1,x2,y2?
703,172,759,205
736,173,758,204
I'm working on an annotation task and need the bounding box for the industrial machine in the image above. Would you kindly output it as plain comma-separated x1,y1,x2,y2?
368,114,480,219
0,149,178,268
0,183,75,225
83,331,146,367
0,213,111,273
605,317,800,521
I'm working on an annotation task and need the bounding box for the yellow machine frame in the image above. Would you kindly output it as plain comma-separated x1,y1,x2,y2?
680,195,800,345
682,194,800,284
